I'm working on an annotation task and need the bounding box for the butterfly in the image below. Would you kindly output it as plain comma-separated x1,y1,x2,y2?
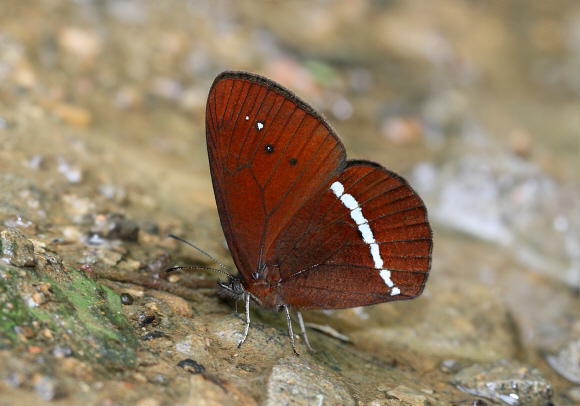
171,71,432,355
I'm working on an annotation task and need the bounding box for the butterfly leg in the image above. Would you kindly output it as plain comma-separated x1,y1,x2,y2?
237,293,251,348
284,305,299,356
234,300,245,321
296,310,315,353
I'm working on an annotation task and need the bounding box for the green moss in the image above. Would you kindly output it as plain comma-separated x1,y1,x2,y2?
0,262,139,368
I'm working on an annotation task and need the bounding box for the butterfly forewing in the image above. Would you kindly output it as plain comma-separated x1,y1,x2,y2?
269,161,432,309
206,72,346,279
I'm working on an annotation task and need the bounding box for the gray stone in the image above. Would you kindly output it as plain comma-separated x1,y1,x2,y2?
265,356,355,406
453,359,553,405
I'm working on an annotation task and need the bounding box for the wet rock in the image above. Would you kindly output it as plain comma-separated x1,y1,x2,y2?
264,356,355,406
453,359,553,405
0,228,36,267
545,337,580,383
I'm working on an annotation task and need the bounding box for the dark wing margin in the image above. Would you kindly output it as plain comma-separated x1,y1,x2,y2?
270,160,433,309
206,71,347,281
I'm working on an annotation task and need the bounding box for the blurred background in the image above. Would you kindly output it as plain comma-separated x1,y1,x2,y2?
0,1,578,404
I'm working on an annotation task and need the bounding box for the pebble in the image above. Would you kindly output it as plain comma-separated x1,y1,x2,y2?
58,27,102,60
80,264,97,279
52,345,73,359
118,258,142,272
120,293,134,305
0,227,36,267
35,254,64,275
56,156,83,183
60,357,93,381
177,358,206,374
439,359,464,374
135,397,161,406
33,374,66,401
138,312,156,327
387,385,428,406
96,250,122,267
148,290,192,317
61,226,82,242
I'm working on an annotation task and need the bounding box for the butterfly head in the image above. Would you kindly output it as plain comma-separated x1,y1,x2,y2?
217,275,246,301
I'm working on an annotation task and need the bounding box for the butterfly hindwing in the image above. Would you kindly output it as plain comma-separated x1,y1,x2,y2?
268,161,432,309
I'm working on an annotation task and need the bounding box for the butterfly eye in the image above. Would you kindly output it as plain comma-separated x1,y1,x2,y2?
264,144,274,154
232,280,245,295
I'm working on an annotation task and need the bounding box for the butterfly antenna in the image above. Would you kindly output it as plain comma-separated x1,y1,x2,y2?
165,265,231,277
166,234,232,276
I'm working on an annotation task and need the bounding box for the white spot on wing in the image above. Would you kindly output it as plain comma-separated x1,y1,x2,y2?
350,208,367,225
245,116,249,121
358,223,375,244
340,194,358,210
379,269,394,287
331,181,344,197
370,243,383,268
330,179,401,295
256,122,264,130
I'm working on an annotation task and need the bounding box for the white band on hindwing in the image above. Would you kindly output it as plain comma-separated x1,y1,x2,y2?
331,181,401,296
